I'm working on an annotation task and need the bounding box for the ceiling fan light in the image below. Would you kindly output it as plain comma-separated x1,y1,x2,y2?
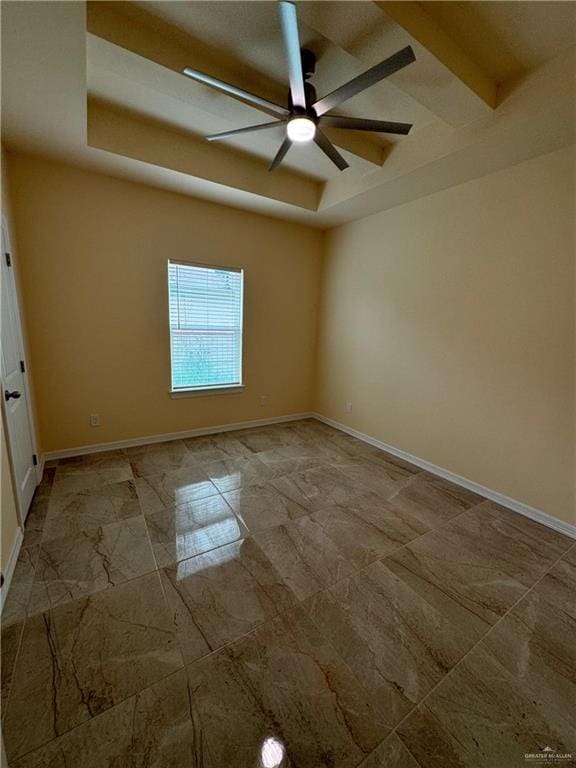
286,117,316,143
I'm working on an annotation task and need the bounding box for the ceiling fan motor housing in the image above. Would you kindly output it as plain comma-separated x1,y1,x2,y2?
288,49,318,117
301,48,316,78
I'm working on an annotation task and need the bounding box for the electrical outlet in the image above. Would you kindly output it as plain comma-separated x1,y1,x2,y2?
90,414,101,427
259,395,269,407
345,402,353,413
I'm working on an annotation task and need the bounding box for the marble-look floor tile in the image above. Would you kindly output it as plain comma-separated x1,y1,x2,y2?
305,559,488,729
184,433,252,459
184,645,297,768
385,501,573,626
562,543,576,565
398,562,576,767
12,669,212,768
332,457,416,500
161,538,300,662
270,464,364,512
302,437,360,463
223,483,308,533
37,466,56,494
347,490,430,542
267,422,316,445
145,494,248,568
384,471,485,529
203,456,273,493
254,446,326,478
286,419,340,442
1,546,39,626
134,466,219,513
307,493,425,568
187,605,392,768
125,439,196,478
5,424,573,768
57,450,132,477
182,446,231,464
255,444,322,463
539,557,576,619
233,428,286,453
28,516,156,615
358,733,421,768
42,479,141,541
22,495,50,549
471,500,572,559
52,467,133,497
253,517,356,596
348,443,422,475
3,572,182,762
1,619,24,718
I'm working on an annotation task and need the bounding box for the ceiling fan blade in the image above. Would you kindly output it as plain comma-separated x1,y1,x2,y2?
183,67,289,118
269,137,292,171
207,121,284,141
313,46,416,116
320,115,413,135
314,129,349,171
279,1,306,110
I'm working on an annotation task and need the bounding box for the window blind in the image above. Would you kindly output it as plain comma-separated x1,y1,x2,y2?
168,261,243,391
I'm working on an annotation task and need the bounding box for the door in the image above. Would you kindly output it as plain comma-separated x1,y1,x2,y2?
1,220,37,521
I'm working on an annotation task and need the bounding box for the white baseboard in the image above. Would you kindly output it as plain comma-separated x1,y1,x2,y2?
313,413,576,541
39,409,575,541
42,412,315,461
1,525,24,613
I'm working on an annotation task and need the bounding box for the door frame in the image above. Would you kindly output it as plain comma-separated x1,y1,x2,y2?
1,213,41,524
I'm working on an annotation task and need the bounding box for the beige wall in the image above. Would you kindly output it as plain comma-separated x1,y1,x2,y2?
4,146,574,529
316,146,575,524
5,152,323,453
1,149,22,571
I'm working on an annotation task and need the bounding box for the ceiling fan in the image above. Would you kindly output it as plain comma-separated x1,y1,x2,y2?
183,1,416,172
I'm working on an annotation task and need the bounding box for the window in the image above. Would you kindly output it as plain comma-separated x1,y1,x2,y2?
168,261,244,393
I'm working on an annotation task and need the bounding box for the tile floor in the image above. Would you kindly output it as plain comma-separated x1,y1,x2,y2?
1,419,575,767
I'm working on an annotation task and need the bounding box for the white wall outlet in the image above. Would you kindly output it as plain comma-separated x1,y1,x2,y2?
345,402,353,413
90,414,101,427
259,395,269,407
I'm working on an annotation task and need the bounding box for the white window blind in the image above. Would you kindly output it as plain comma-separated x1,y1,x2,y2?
168,261,243,391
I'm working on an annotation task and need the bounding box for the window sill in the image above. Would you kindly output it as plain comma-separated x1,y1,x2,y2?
170,385,245,399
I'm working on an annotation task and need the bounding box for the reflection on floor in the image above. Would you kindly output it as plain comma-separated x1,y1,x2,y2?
1,419,575,767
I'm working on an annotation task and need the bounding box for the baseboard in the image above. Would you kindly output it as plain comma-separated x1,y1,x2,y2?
42,412,315,461
313,413,576,541
39,409,576,540
1,526,24,613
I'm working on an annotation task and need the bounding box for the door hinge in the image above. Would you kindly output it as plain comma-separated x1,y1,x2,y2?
32,454,38,466
20,360,26,373
5,252,11,267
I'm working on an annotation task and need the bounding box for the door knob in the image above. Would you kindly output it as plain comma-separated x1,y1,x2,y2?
4,390,21,401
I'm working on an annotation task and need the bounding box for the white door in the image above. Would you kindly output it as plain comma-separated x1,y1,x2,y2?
1,221,37,521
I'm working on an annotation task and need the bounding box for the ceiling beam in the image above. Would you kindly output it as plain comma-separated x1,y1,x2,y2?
87,99,320,211
376,2,497,108
87,2,383,168
297,1,497,128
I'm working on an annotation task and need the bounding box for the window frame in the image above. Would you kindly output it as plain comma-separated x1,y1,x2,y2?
167,259,245,398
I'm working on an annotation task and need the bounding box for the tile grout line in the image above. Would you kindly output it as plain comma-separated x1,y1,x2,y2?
378,537,576,767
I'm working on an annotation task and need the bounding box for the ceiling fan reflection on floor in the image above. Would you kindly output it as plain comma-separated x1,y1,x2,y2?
183,1,416,172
